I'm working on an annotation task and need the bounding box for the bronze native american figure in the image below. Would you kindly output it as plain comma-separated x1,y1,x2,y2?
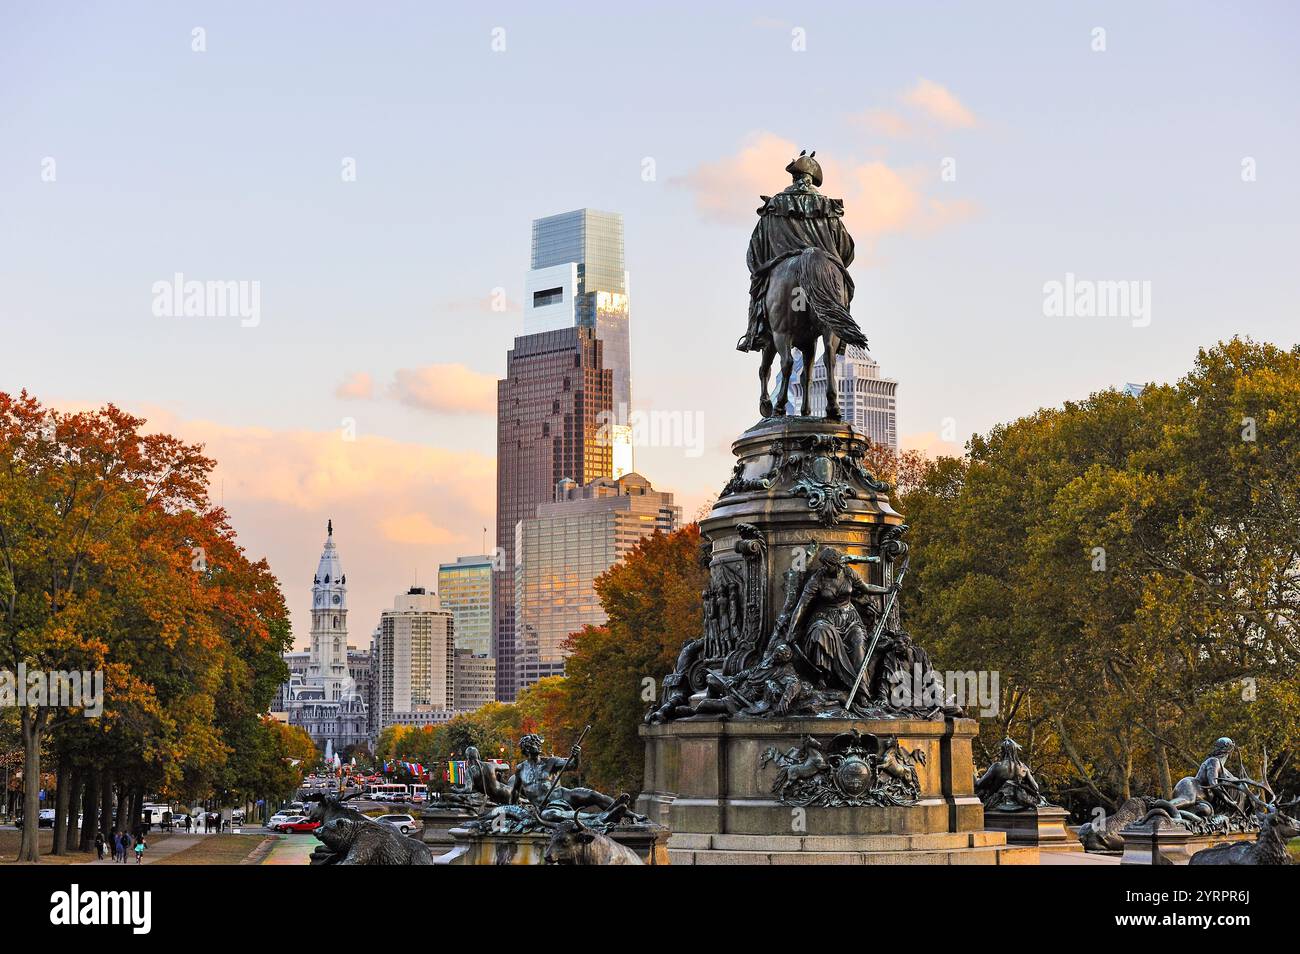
974,737,1048,811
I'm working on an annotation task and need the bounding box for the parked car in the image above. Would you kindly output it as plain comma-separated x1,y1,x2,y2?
38,808,56,828
279,817,321,834
376,814,421,836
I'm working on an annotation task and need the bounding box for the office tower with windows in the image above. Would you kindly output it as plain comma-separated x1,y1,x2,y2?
453,649,497,713
437,554,494,657
494,326,613,700
513,473,679,695
374,586,456,731
784,346,900,451
524,208,633,477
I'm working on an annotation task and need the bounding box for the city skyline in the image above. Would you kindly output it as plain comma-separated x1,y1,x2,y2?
5,3,1298,650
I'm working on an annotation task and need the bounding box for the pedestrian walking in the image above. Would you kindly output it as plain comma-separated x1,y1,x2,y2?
94,831,105,860
133,834,145,863
117,831,129,862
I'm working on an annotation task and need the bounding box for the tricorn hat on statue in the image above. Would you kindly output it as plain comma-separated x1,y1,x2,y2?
785,149,823,187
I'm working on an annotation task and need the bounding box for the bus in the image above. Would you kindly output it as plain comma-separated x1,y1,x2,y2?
362,783,409,801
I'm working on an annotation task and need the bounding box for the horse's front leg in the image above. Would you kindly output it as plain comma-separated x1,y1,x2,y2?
759,345,775,418
823,333,841,421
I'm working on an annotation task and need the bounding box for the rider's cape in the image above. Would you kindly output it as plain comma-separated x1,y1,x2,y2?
747,188,856,277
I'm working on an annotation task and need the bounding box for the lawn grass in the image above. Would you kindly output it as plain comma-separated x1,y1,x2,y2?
152,833,268,865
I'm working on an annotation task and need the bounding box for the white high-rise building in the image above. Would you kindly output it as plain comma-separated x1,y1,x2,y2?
784,346,899,451
374,586,456,731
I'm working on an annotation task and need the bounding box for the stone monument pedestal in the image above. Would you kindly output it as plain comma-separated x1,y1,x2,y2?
640,716,1036,865
984,805,1081,852
433,826,671,865
418,804,477,855
1119,823,1256,865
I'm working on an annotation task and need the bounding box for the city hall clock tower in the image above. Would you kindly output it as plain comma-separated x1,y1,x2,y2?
308,519,349,700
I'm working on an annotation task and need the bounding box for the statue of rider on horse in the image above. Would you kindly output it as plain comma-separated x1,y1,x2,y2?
738,150,867,421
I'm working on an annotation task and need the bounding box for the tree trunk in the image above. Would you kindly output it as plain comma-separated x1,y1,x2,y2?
52,759,69,855
17,709,43,863
1155,740,1173,800
1054,715,1116,810
80,769,98,851
115,781,129,832
100,769,114,839
1122,742,1134,801
64,767,83,851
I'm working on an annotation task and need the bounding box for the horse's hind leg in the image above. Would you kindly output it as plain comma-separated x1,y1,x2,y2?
773,340,794,417
823,333,841,421
798,340,815,416
759,344,775,418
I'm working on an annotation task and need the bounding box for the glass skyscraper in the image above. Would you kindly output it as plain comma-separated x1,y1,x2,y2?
524,209,632,476
437,554,494,658
493,326,614,700
513,473,679,694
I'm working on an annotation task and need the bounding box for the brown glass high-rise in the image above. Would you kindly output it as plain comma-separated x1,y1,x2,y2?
493,326,612,700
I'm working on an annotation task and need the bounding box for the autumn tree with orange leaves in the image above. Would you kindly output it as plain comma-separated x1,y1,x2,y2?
0,392,293,862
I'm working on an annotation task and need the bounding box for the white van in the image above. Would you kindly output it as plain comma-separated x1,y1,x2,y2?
141,804,172,826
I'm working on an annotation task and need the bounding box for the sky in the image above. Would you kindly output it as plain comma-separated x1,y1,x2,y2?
2,2,1298,649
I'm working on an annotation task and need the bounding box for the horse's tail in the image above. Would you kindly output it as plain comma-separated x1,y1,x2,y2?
796,247,867,351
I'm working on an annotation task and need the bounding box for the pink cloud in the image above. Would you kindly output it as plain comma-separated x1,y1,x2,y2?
902,78,978,129
669,132,795,225
854,108,915,139
388,364,496,415
901,431,964,457
379,512,458,546
673,133,978,243
103,404,495,648
334,371,374,400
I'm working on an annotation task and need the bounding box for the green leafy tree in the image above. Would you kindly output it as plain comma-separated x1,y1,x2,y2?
902,339,1300,808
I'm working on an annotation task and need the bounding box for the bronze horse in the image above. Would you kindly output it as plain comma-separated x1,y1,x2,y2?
758,246,867,420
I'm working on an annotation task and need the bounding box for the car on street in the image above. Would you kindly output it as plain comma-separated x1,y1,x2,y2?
267,811,298,829
376,814,421,835
38,808,56,828
279,817,321,833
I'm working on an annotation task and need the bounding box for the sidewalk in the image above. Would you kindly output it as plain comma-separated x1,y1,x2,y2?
1039,848,1121,865
260,835,317,866
86,834,202,865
